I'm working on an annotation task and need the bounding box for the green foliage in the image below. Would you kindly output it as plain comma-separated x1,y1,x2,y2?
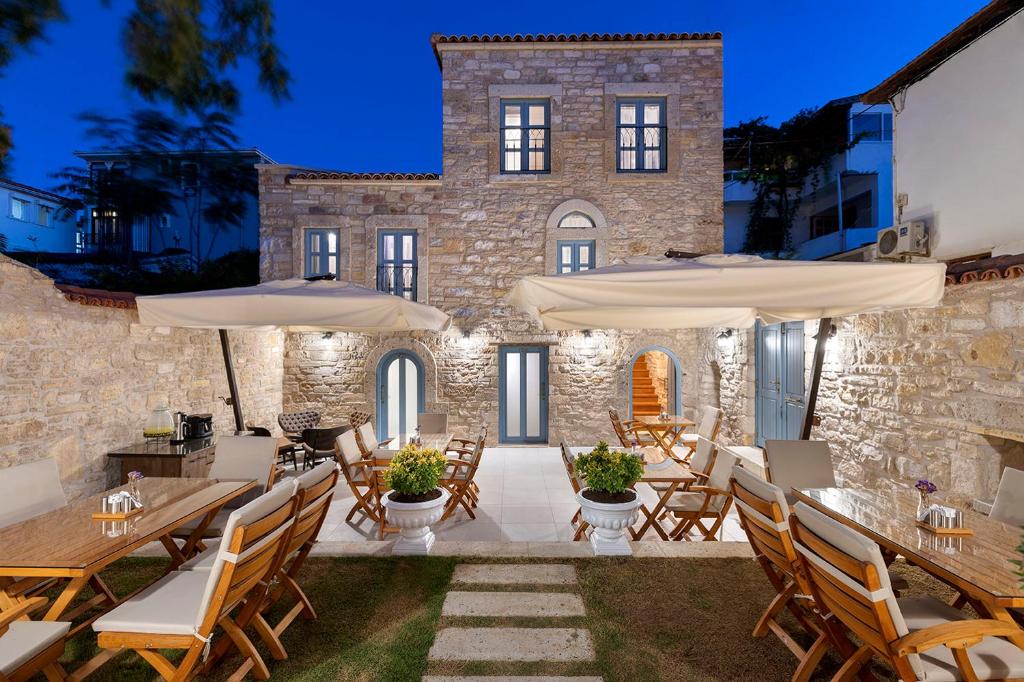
0,232,7,251
384,445,447,497
574,441,644,495
90,248,259,295
725,105,855,256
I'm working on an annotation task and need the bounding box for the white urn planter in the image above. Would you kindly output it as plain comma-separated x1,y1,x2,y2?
382,488,450,555
577,487,641,556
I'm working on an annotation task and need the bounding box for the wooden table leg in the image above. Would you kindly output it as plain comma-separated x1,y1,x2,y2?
44,576,90,621
632,482,679,541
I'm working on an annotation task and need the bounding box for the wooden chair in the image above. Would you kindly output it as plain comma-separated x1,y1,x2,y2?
449,425,488,463
249,425,297,471
559,443,589,541
93,482,300,681
335,429,378,522
417,412,448,433
608,409,657,449
189,462,340,678
648,435,718,497
763,440,838,504
791,501,1024,681
170,435,279,542
677,406,722,460
989,466,1024,527
665,448,738,541
368,449,402,539
440,434,485,521
0,597,67,682
730,465,845,682
355,421,393,458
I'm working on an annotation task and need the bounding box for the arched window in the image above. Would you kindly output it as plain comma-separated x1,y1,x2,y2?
557,211,595,229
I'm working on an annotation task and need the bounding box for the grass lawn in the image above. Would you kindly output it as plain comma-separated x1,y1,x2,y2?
56,555,950,681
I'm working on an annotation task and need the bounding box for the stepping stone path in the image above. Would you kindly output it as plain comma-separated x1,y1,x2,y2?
427,563,600,680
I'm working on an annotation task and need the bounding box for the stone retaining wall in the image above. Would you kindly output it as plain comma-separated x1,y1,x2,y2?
0,255,283,498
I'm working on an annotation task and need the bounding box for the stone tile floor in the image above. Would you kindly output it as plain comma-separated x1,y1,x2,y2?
308,446,747,544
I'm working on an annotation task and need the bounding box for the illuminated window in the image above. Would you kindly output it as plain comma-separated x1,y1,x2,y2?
304,229,340,277
37,205,53,226
377,230,417,300
10,197,29,221
617,98,666,172
501,100,550,173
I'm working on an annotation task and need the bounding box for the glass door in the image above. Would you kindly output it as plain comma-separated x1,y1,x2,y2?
376,350,425,440
499,346,549,444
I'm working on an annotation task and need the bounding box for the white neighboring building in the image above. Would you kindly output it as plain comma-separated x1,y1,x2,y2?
862,1,1024,260
724,97,894,260
0,179,77,253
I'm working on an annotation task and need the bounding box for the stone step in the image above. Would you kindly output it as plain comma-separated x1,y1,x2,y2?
424,677,603,682
429,627,595,662
442,591,585,618
451,563,577,586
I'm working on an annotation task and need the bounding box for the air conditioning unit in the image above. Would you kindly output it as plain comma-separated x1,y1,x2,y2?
877,221,928,259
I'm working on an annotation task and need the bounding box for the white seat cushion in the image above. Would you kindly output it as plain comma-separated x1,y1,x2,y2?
170,509,230,539
93,569,210,636
664,491,709,512
0,620,69,675
178,546,218,571
899,597,1024,682
677,433,698,445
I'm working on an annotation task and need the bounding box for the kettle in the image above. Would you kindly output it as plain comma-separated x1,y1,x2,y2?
170,412,187,444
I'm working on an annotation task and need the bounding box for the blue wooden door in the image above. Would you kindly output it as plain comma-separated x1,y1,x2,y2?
499,346,549,444
756,322,805,445
376,350,425,441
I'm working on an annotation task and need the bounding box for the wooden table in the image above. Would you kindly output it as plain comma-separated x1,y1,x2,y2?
382,432,454,452
635,415,695,458
631,448,697,540
793,487,1024,647
0,478,256,623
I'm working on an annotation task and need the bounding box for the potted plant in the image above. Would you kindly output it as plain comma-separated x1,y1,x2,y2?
381,444,450,555
574,441,644,556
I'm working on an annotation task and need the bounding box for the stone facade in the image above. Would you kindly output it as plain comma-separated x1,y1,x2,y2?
258,36,724,444
0,254,283,498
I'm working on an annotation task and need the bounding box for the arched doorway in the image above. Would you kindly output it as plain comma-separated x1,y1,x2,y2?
376,350,425,440
628,346,682,418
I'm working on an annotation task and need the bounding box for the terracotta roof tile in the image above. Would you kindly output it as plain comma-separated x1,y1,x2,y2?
288,171,441,182
431,32,721,47
56,284,137,309
944,253,1024,286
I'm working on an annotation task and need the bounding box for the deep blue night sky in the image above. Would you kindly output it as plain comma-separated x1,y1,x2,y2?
2,0,984,189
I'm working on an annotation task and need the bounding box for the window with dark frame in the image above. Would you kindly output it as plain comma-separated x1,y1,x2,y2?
377,230,418,301
500,100,550,174
557,239,596,274
304,228,340,278
617,98,667,172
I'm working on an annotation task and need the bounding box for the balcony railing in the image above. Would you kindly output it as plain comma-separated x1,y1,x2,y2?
377,264,417,301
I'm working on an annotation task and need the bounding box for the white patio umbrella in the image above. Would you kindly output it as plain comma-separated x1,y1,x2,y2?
508,253,946,437
137,277,450,430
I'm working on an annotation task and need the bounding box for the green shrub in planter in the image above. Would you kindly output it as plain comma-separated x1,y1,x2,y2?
574,441,644,504
384,445,447,503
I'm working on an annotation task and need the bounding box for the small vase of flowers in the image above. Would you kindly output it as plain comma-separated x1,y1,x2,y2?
915,479,937,517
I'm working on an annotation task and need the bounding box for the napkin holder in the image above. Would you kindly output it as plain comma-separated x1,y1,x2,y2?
916,504,972,536
92,491,144,521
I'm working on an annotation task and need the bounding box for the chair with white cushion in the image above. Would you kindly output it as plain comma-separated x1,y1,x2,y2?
335,429,378,522
93,481,299,681
417,413,448,433
763,440,837,505
171,435,279,542
440,433,485,521
676,406,722,460
0,597,68,682
790,502,1024,682
559,443,588,541
665,448,738,541
989,466,1024,527
355,421,393,457
648,435,717,496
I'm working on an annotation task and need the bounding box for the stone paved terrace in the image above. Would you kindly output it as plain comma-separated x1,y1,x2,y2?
308,446,748,545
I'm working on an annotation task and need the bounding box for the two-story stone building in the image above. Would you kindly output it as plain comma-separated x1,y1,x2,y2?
258,32,724,444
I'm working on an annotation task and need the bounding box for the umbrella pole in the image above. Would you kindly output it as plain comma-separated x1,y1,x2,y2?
219,329,245,432
801,317,832,440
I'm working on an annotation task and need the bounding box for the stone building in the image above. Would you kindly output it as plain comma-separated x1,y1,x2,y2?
259,32,724,445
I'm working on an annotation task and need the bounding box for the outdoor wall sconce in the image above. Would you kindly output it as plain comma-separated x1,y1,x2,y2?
716,328,734,350
812,323,839,341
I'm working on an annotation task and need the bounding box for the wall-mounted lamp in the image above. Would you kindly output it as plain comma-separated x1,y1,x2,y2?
322,331,335,340
812,323,838,341
716,328,734,350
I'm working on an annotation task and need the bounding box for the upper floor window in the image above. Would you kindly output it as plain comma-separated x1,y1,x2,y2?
10,197,29,221
850,111,892,142
377,230,418,300
37,205,53,227
501,100,550,174
617,98,666,172
557,239,595,274
304,228,340,278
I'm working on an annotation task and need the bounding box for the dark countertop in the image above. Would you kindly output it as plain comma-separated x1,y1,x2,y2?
107,436,216,458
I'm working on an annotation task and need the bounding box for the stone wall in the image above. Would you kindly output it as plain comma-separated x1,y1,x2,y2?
0,255,284,498
711,277,1024,503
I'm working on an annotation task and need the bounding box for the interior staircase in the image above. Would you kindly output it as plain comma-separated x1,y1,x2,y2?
632,355,665,417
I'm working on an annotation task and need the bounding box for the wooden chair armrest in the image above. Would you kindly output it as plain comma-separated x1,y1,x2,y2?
688,470,710,480
349,459,375,469
0,597,48,633
688,485,731,497
895,619,1024,655
378,437,394,446
449,438,475,446
445,459,472,469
